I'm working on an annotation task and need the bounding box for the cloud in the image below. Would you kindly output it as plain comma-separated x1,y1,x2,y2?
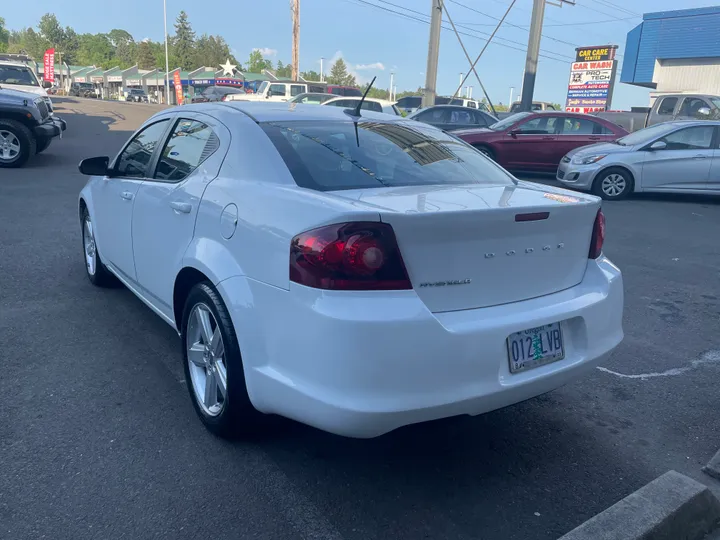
355,62,385,71
253,47,278,57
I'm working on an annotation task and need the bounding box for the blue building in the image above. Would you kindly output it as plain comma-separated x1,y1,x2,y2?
621,6,720,97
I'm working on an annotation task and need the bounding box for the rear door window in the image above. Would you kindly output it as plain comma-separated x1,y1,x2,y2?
261,120,514,192
657,97,678,115
154,119,220,181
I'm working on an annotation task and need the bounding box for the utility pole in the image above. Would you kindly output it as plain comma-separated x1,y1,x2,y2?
520,0,546,112
163,0,170,105
291,0,300,80
422,0,443,108
389,71,394,100
320,57,324,82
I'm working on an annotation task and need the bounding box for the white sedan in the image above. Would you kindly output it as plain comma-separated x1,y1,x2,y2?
77,102,624,438
321,96,402,115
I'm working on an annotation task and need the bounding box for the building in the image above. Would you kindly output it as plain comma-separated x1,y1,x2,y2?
621,6,720,101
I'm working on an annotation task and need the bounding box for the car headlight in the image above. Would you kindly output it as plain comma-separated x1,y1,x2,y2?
572,154,607,165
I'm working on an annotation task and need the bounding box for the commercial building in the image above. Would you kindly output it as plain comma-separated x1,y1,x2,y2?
621,6,720,100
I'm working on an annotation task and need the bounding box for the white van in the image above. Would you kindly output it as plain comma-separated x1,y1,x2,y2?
226,80,326,103
0,60,54,112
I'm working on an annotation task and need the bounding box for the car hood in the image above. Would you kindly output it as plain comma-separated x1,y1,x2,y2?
566,141,632,158
0,87,44,105
0,84,48,98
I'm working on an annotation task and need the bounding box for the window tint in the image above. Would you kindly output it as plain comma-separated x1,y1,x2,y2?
657,97,677,115
329,87,343,95
680,97,710,117
326,99,351,107
560,117,604,135
397,96,422,109
261,120,514,192
290,85,305,97
477,112,494,127
660,126,714,150
154,119,220,181
417,108,448,123
115,120,169,178
344,88,362,97
468,101,477,109
308,84,325,93
516,116,560,134
269,84,286,97
449,109,475,125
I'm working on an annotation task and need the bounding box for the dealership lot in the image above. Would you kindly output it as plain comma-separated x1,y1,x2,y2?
1,97,719,540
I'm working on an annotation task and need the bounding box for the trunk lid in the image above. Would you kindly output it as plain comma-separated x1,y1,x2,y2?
332,183,600,313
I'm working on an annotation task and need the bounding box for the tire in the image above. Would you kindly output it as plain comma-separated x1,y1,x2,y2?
181,282,262,438
473,144,495,161
0,119,36,168
36,137,52,154
81,207,118,287
592,167,633,200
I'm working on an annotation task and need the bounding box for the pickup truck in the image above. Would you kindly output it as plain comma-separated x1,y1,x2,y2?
0,87,66,168
496,101,558,119
594,94,720,132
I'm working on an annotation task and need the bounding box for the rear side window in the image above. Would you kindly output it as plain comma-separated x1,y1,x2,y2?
261,120,514,192
154,119,220,182
290,85,305,97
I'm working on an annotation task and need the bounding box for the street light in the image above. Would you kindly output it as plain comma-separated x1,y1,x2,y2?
163,0,170,105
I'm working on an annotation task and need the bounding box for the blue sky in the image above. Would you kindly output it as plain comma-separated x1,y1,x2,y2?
4,0,719,108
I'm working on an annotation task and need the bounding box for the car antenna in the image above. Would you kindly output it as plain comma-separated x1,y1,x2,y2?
345,76,376,118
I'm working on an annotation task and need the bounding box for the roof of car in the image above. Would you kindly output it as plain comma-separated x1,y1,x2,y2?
206,101,398,122
323,96,397,106
0,60,29,67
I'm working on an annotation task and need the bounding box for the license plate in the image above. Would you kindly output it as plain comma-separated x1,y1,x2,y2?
507,322,565,374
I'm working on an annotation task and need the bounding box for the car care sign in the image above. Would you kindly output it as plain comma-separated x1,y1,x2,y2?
565,45,618,113
173,71,183,105
43,48,55,83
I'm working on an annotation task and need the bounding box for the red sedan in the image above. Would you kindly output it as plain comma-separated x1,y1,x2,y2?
454,112,628,173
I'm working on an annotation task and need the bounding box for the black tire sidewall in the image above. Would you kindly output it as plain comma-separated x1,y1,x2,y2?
593,167,633,200
181,282,258,437
0,119,35,168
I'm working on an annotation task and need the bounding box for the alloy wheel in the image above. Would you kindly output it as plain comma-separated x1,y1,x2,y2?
83,217,97,276
0,130,21,163
186,304,227,416
601,173,626,197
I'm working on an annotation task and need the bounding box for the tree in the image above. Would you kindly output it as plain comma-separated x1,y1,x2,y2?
275,60,292,78
363,85,390,100
0,18,10,53
194,34,240,70
172,11,196,70
76,33,114,68
326,58,356,86
108,29,135,68
38,14,64,47
246,49,272,73
136,40,156,69
301,70,321,81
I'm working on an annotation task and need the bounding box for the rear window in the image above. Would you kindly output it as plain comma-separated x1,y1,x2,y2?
397,96,422,109
343,87,362,97
261,120,514,192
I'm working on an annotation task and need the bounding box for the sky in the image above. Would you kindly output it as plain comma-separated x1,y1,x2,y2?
4,0,720,109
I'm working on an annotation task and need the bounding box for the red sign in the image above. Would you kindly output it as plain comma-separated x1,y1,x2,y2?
173,71,183,105
43,48,55,82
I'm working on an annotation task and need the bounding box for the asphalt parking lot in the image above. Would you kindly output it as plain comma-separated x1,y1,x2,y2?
1,97,719,540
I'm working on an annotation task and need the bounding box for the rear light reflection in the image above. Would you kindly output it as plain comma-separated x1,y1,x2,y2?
290,222,411,290
589,209,605,259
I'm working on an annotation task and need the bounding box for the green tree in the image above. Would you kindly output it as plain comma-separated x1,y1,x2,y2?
246,49,272,73
107,29,135,67
194,34,239,70
326,58,356,86
363,85,390,100
136,40,156,70
76,33,115,68
300,69,321,81
0,18,10,53
38,14,64,47
275,60,292,78
172,11,196,70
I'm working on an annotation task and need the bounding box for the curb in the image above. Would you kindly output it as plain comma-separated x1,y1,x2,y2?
703,450,720,481
558,470,720,540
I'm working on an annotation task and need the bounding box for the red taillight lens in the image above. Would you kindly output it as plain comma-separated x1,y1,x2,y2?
589,209,605,259
290,222,411,290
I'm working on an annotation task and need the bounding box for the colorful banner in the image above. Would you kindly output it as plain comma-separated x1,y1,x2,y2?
173,71,183,105
565,50,618,113
43,48,55,82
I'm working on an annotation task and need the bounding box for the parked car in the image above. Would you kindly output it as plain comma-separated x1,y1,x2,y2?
288,92,337,105
395,96,423,114
322,96,401,115
0,59,54,112
454,112,628,173
192,85,246,103
557,120,720,200
69,82,96,98
395,95,489,115
226,81,326,102
595,94,720,133
0,88,66,167
497,101,559,120
126,88,148,103
408,105,498,131
76,101,623,439
326,85,362,97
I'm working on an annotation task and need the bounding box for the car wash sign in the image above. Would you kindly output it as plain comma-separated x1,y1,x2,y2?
565,45,618,113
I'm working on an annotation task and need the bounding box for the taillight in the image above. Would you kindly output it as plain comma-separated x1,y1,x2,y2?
290,222,411,290
221,95,228,101
589,209,605,259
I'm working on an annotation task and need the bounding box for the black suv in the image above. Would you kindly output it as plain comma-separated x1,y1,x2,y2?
126,88,148,103
0,88,67,167
69,82,96,98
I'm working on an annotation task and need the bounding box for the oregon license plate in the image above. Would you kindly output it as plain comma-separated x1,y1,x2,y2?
507,322,565,374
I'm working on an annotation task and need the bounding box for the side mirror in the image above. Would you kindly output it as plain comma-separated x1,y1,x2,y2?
43,80,52,89
78,156,110,176
649,140,667,151
509,129,520,138
697,107,711,117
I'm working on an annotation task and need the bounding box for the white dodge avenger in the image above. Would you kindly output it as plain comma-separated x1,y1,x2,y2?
78,102,624,438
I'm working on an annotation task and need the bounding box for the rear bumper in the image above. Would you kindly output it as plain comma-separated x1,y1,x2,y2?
220,257,624,438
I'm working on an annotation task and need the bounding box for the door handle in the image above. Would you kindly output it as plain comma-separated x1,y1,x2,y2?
588,136,602,140
121,191,134,200
170,201,192,214
694,154,708,159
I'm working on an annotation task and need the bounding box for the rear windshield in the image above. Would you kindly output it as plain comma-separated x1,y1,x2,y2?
343,88,362,97
397,96,422,108
261,120,515,192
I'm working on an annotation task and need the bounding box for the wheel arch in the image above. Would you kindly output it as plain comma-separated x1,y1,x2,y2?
173,267,213,331
592,164,637,193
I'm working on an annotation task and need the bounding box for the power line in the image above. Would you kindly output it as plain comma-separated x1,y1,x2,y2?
591,0,641,17
572,0,639,22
